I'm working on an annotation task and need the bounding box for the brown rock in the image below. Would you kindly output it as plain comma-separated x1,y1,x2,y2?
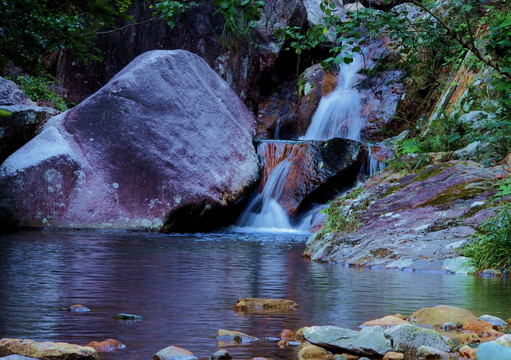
383,352,404,360
256,64,337,140
447,332,480,348
295,327,310,341
234,298,299,311
280,329,296,341
277,340,289,348
393,314,406,320
0,338,99,359
153,345,197,360
459,345,477,359
85,339,125,352
410,305,479,327
254,139,366,217
362,315,408,329
461,320,504,340
297,344,330,359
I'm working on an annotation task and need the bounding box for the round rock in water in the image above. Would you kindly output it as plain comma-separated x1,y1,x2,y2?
210,349,231,360
153,345,197,360
113,313,142,321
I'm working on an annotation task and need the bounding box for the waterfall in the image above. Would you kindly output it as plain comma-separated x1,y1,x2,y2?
234,142,303,231
301,54,364,141
366,145,386,177
234,53,367,232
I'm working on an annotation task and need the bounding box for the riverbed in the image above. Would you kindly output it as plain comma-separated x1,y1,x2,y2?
1,230,510,359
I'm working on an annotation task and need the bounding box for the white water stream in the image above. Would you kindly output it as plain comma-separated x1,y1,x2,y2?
236,54,380,231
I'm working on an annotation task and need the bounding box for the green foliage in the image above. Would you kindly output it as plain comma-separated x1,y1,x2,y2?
460,204,511,270
16,76,67,112
154,0,264,47
0,0,132,73
153,1,197,28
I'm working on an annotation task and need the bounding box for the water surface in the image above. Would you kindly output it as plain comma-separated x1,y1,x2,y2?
1,231,510,359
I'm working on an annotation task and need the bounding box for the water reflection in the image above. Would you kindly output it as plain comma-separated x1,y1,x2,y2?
0,231,509,360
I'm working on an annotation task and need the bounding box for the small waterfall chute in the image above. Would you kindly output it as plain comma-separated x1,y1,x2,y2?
301,54,364,141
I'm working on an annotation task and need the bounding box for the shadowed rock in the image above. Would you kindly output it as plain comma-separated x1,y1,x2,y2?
255,138,366,217
0,50,259,232
0,77,57,163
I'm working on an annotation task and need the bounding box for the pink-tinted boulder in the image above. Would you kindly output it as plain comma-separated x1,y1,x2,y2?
0,50,259,232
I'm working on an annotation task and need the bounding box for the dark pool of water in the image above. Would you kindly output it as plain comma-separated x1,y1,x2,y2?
1,230,510,359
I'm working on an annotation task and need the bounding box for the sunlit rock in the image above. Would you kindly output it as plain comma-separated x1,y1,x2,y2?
297,344,330,359
461,320,504,340
410,305,478,328
233,298,299,311
0,338,98,360
361,315,408,329
153,345,197,360
0,50,258,232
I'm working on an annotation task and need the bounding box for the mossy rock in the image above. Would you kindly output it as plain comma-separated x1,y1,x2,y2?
410,305,478,328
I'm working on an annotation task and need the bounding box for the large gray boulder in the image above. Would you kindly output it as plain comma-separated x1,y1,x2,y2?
304,325,392,356
384,324,451,353
0,50,259,231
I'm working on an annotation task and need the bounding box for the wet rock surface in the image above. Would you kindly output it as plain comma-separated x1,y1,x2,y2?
0,50,259,231
304,160,510,272
0,338,99,360
256,139,366,217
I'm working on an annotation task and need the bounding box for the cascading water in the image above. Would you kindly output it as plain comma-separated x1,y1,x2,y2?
234,142,301,231
301,55,364,141
235,53,373,231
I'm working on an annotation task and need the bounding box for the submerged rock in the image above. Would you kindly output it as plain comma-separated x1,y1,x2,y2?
0,50,258,231
0,338,98,360
85,339,125,352
216,329,258,346
234,298,299,311
153,346,197,360
113,313,142,321
304,325,392,356
68,304,90,313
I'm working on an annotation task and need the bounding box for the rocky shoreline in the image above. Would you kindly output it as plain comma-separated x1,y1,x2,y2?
304,159,511,276
1,299,510,360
